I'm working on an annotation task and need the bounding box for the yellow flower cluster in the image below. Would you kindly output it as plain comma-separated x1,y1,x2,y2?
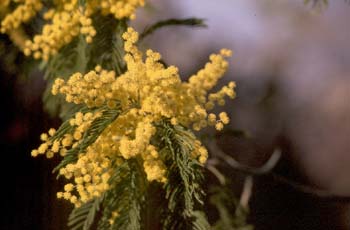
192,140,209,164
53,28,235,130
0,0,43,34
1,0,145,60
33,27,235,206
31,128,60,159
52,66,117,108
108,211,120,225
89,0,145,20
56,150,112,207
0,0,10,7
31,111,102,158
24,9,84,60
32,110,112,206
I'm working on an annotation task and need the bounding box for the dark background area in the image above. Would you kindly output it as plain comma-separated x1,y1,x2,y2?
0,38,70,229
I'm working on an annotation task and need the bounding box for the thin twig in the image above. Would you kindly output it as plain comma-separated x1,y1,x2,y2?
206,164,226,185
239,176,253,209
269,173,350,201
208,140,281,175
207,140,350,202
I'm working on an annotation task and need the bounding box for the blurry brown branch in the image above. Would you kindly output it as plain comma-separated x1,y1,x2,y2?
207,164,226,185
269,173,350,202
206,140,350,202
239,176,253,209
207,141,281,175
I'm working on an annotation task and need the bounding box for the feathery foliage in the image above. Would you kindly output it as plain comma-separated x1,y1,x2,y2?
210,186,253,230
43,35,89,119
68,195,104,230
155,121,210,229
88,16,127,75
54,105,121,173
97,160,145,230
67,160,145,230
42,16,127,118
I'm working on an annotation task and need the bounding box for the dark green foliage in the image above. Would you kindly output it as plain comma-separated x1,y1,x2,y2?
88,16,127,75
155,121,210,230
48,106,97,143
210,186,253,230
67,160,145,230
97,160,146,230
139,18,207,41
42,16,127,118
68,195,104,230
43,35,89,119
141,182,164,230
54,105,121,173
192,211,212,230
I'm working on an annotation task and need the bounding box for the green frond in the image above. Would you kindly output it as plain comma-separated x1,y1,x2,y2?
155,121,209,230
53,105,121,173
139,18,207,41
68,195,104,230
192,211,211,230
42,16,127,119
97,160,145,230
88,16,127,75
210,186,253,230
43,35,89,118
78,0,86,7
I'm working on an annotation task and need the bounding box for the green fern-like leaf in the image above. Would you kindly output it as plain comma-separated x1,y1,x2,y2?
97,160,145,230
54,105,121,173
155,121,209,230
192,211,212,230
48,106,97,143
43,35,89,119
88,16,127,75
42,15,127,119
68,195,104,230
210,186,253,230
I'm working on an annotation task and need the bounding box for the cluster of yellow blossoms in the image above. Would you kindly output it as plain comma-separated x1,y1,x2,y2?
32,27,235,207
1,0,145,60
0,0,43,34
52,28,235,131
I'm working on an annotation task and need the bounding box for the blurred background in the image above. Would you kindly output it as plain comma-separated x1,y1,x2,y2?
1,0,350,229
